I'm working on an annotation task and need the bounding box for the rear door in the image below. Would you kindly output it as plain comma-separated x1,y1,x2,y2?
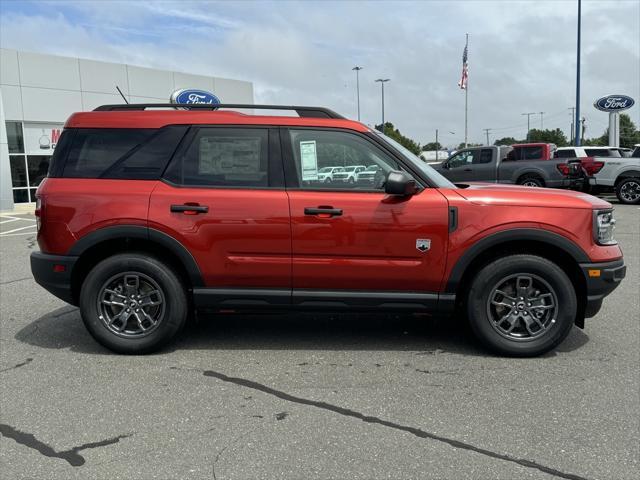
283,127,449,306
149,126,291,303
469,148,496,181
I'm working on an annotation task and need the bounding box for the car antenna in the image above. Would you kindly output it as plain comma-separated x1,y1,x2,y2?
115,85,129,104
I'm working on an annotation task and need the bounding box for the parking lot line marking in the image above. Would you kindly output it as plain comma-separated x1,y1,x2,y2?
0,218,21,224
1,225,37,235
202,369,592,480
0,215,35,222
0,232,37,237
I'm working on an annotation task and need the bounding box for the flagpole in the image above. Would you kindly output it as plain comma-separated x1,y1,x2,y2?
464,33,469,148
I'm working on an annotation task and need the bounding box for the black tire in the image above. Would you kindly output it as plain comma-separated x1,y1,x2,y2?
467,255,576,357
615,177,640,204
517,175,545,187
79,253,188,354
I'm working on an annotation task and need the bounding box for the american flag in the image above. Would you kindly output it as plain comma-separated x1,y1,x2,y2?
458,43,468,90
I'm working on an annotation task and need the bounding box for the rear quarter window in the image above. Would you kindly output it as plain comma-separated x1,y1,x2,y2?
60,127,188,179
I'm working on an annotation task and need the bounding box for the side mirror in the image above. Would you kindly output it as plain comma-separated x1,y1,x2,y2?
385,170,418,196
441,161,450,170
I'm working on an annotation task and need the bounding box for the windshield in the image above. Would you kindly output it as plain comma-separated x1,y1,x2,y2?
318,167,332,173
373,130,455,188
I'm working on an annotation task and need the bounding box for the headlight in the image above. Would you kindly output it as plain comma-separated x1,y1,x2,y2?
594,210,616,245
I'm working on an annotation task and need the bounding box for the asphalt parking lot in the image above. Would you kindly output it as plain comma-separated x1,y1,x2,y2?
1,199,638,480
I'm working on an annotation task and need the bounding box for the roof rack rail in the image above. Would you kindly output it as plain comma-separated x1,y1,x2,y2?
93,103,346,119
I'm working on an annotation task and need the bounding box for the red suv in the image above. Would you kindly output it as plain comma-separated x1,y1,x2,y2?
31,104,626,356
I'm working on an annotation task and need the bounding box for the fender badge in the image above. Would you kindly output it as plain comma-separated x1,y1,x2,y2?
416,239,431,252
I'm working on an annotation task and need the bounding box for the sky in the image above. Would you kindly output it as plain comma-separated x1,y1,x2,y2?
0,0,638,147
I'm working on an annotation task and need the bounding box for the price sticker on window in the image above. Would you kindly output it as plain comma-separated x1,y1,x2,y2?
300,140,318,181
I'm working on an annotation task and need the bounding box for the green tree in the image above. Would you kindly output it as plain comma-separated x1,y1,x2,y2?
422,142,443,151
375,122,421,155
584,114,640,148
527,128,569,147
493,136,519,146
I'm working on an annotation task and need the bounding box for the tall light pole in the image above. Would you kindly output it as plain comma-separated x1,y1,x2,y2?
352,66,363,121
521,112,536,141
539,112,545,129
375,78,390,134
575,0,582,146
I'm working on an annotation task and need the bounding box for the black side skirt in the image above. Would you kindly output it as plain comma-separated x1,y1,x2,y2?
193,288,455,313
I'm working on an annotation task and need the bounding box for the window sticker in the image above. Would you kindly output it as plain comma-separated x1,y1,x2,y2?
300,140,318,181
198,136,262,176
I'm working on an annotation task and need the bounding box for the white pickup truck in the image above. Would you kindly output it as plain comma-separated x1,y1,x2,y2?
555,145,640,204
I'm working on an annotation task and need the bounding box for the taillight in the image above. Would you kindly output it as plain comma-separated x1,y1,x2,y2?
35,195,42,232
556,163,571,175
580,157,605,176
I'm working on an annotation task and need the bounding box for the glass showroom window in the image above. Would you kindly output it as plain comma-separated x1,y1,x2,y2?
6,122,49,203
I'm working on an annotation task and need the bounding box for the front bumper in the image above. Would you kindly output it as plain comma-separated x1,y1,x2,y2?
30,252,78,305
579,259,626,318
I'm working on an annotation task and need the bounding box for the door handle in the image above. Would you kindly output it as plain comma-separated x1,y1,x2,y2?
304,207,343,217
170,204,209,214
463,168,473,172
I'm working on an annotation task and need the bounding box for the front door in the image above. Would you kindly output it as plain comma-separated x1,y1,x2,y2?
283,128,449,302
149,127,291,295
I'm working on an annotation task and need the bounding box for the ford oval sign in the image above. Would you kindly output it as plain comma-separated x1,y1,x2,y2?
593,94,634,112
170,88,221,105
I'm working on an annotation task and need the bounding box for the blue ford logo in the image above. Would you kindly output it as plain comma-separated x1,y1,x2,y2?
594,95,634,112
170,89,221,105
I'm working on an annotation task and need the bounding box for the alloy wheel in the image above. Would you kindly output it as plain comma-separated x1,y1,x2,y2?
486,274,558,341
97,272,166,338
620,180,640,203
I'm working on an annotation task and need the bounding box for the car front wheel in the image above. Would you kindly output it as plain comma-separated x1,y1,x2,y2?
79,253,188,354
467,254,576,357
615,178,640,204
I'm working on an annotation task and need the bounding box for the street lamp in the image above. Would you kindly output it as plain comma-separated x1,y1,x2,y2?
352,66,363,121
375,78,390,134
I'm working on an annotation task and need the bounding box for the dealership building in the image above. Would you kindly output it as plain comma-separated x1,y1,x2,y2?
0,49,254,211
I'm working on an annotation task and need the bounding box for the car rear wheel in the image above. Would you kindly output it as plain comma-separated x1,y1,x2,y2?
79,253,188,354
615,178,640,204
467,255,576,357
518,175,544,187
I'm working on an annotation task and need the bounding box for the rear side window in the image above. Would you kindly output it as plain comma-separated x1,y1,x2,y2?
63,129,155,178
518,146,543,160
164,127,270,187
59,127,189,179
475,149,493,164
555,149,576,158
585,148,620,158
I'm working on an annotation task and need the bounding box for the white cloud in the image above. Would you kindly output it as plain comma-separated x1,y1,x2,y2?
1,0,638,146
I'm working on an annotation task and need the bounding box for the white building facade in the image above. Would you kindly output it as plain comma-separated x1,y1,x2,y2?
0,49,254,210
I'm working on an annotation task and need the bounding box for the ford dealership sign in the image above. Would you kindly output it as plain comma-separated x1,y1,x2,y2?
170,88,221,105
593,95,634,112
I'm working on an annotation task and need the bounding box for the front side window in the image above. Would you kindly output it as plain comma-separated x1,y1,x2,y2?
448,150,474,168
288,129,398,190
165,128,269,187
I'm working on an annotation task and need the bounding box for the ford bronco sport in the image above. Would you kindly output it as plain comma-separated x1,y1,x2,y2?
31,104,626,356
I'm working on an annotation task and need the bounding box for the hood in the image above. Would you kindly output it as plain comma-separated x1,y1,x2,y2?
453,182,612,210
